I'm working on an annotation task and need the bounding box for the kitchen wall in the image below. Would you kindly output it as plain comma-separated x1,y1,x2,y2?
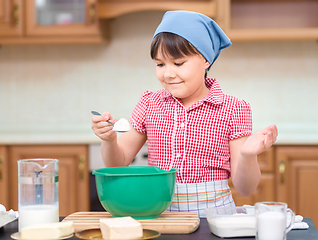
1,11,318,145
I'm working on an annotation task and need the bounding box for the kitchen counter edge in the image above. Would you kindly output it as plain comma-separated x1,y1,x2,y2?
0,132,318,145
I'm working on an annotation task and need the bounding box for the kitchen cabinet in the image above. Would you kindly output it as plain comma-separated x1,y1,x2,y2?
0,0,106,44
229,148,275,206
219,0,318,41
230,145,318,226
3,0,316,43
97,0,219,19
276,146,318,226
97,0,318,41
0,144,89,217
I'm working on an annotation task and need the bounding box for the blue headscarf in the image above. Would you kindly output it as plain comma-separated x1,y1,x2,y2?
153,10,232,71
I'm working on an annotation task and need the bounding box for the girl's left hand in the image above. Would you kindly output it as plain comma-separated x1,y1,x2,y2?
241,124,278,157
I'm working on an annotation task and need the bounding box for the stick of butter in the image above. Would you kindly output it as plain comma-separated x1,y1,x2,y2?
21,221,74,239
100,216,143,239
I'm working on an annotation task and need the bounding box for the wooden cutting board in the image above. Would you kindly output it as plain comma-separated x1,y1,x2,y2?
62,211,200,234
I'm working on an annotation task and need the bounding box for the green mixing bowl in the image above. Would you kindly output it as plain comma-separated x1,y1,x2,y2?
92,166,177,220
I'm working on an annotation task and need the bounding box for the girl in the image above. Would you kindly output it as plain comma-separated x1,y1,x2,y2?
92,10,278,217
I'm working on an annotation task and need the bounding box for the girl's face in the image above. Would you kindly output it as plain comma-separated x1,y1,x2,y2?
154,48,211,107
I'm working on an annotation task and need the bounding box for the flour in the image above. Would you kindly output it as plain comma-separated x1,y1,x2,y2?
113,118,130,132
207,214,256,238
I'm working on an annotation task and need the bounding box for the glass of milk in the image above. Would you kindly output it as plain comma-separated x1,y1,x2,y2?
18,159,59,232
255,202,295,240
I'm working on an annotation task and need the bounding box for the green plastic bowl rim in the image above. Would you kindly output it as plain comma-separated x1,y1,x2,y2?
92,166,178,177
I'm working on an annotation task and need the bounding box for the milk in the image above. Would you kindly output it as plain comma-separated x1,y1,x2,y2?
19,204,59,231
256,211,286,240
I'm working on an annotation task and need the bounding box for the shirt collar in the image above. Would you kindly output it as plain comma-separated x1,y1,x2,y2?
203,78,224,104
160,78,224,105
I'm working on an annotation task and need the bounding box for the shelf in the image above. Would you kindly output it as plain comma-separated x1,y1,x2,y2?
228,28,318,41
225,0,318,41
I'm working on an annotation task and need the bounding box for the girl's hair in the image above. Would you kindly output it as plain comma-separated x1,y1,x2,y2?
150,32,209,77
150,32,201,60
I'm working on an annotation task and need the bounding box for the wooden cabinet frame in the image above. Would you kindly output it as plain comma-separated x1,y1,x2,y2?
0,0,106,44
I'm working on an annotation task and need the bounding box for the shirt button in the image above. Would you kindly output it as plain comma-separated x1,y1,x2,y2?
180,123,185,128
176,153,181,158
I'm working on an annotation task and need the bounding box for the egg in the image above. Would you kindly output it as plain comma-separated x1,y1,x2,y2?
0,204,7,213
7,209,18,218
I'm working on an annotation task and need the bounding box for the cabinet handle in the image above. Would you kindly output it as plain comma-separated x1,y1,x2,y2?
13,4,19,26
89,3,96,24
279,160,285,184
79,156,85,180
0,156,3,180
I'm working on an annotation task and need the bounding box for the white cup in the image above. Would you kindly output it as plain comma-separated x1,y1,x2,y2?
255,202,295,240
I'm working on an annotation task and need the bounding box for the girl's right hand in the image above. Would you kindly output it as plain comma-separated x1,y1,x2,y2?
91,112,117,141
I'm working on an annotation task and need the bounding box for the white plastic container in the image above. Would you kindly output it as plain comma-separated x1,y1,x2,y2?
204,206,256,238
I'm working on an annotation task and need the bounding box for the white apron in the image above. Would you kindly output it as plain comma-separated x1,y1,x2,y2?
165,180,236,218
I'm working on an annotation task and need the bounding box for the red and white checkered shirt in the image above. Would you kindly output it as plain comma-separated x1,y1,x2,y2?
131,78,252,183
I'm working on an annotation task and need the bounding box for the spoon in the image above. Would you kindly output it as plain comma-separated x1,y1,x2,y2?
91,111,114,126
91,111,130,133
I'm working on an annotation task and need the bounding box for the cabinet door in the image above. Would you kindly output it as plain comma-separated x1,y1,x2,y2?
0,146,9,207
9,145,89,217
0,0,23,37
25,0,99,37
276,146,318,226
229,148,275,206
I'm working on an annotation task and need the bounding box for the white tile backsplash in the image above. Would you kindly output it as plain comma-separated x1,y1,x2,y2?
1,11,318,144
